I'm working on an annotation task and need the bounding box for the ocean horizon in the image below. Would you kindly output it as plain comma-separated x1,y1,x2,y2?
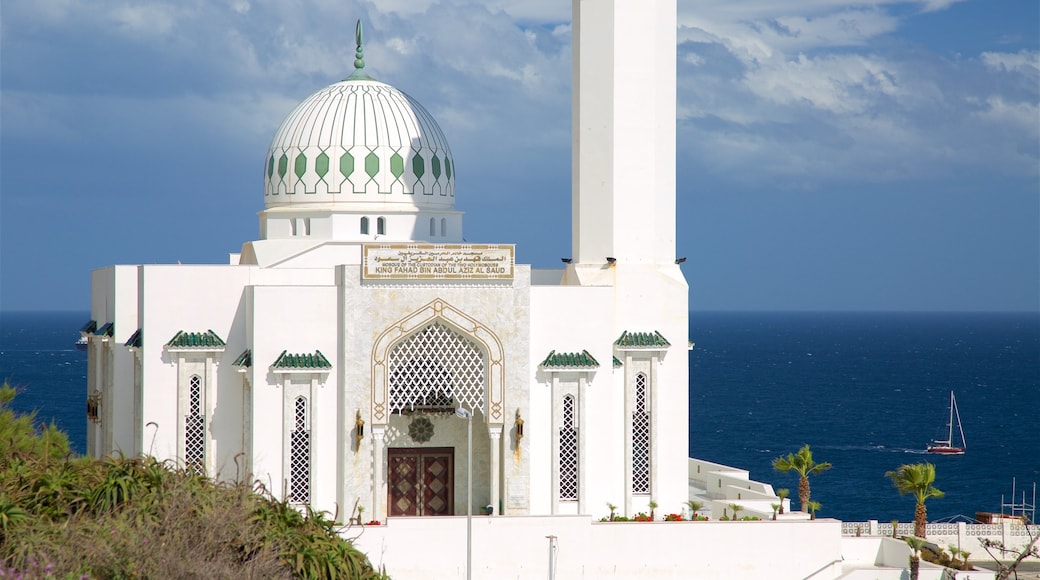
2,309,1038,524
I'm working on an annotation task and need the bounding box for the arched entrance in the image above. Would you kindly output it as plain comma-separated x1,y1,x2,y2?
370,300,505,520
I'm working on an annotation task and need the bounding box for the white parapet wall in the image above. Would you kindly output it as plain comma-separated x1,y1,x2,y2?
351,515,844,579
841,521,1040,563
841,537,996,580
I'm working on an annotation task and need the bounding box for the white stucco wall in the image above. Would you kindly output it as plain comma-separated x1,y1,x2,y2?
352,517,844,579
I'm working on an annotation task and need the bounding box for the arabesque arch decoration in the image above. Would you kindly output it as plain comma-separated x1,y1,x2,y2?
371,299,504,425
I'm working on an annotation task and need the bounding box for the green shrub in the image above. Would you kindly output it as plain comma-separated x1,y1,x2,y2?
0,381,385,579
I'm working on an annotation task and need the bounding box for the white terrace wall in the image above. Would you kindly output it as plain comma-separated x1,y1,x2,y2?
688,458,797,519
841,521,1040,563
840,537,996,580
351,516,843,579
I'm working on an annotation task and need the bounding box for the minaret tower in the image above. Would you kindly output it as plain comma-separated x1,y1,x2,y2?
569,0,677,273
566,0,689,512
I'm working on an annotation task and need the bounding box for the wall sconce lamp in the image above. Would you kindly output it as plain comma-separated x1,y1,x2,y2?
515,409,524,441
606,257,616,264
355,410,365,442
561,258,572,264
675,257,687,264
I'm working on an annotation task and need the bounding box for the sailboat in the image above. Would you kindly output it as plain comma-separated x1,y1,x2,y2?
927,391,966,455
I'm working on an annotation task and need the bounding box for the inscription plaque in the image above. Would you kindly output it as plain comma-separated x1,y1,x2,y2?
363,244,515,280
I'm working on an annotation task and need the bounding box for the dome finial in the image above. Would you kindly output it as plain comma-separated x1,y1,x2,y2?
354,20,365,71
345,19,374,81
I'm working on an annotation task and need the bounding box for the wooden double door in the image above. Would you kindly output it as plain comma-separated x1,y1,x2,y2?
388,447,454,516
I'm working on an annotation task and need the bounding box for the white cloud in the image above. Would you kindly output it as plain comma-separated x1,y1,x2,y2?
981,50,1040,75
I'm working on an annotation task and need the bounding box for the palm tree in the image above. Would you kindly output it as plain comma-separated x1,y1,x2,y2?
905,536,926,580
771,445,832,512
685,500,704,520
727,503,743,521
886,462,944,538
776,488,789,514
806,500,821,520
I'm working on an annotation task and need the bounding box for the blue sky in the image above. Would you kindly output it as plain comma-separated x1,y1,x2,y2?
1,0,1037,311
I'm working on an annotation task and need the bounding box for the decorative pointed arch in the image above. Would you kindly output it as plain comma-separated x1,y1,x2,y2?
371,299,504,425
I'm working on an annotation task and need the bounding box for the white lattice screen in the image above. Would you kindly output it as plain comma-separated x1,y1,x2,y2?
632,373,650,494
290,396,310,503
388,322,486,414
185,375,205,475
559,394,578,500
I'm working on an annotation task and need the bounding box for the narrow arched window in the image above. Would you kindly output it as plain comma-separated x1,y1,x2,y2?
303,217,311,236
290,218,298,236
377,217,386,235
185,374,205,474
430,217,436,236
360,216,370,235
440,218,447,237
560,394,578,500
632,372,650,494
289,396,311,503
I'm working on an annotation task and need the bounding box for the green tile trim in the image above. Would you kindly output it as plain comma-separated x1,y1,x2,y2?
80,320,97,334
365,152,379,179
278,154,288,178
294,152,307,179
272,350,332,370
431,155,441,179
613,356,623,368
232,349,252,368
412,155,425,179
315,152,329,179
390,152,404,179
94,323,114,337
165,329,226,348
614,330,671,348
540,349,600,369
340,152,354,180
124,329,142,349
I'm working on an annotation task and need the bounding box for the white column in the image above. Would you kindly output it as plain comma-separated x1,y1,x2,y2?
488,425,502,516
372,425,386,522
649,352,659,499
577,374,588,515
550,375,560,515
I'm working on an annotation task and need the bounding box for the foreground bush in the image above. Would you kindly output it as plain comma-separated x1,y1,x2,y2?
0,382,384,579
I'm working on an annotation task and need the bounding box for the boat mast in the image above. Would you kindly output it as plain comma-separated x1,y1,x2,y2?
951,391,966,448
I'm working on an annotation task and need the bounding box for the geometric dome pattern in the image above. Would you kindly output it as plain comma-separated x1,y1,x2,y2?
264,79,454,208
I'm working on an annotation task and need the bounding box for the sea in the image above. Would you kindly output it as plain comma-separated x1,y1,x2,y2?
1,310,1038,524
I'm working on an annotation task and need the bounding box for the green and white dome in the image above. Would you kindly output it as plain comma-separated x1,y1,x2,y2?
263,31,454,209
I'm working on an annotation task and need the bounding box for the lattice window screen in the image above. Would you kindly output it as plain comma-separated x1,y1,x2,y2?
185,375,205,475
632,372,650,494
389,322,486,414
559,394,578,500
290,396,311,503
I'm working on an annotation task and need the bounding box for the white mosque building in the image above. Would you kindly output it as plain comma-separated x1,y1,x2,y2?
84,1,689,525
84,2,991,577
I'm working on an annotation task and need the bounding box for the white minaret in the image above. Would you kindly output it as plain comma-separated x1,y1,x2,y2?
567,0,688,515
570,0,677,272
